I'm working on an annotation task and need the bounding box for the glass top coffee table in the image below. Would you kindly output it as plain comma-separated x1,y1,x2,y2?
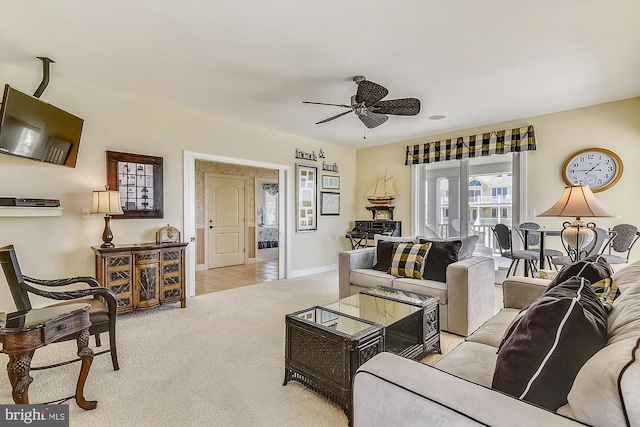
283,286,440,423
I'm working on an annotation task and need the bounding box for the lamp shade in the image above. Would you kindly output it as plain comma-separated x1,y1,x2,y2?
538,184,617,219
91,190,124,215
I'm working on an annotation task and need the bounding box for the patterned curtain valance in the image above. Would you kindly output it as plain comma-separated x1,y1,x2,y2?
405,125,536,165
262,183,279,195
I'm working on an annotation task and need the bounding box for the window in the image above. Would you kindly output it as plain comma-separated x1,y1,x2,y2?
415,152,524,255
492,187,508,197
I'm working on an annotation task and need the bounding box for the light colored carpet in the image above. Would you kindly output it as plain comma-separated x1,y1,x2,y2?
0,273,503,426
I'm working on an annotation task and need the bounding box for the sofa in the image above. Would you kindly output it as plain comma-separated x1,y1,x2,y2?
352,258,640,427
339,235,495,336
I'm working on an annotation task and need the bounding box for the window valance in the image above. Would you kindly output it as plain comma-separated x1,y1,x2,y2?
405,125,536,165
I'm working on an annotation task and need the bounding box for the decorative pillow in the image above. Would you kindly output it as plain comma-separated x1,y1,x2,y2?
373,235,416,265
458,235,479,260
389,242,431,279
591,277,620,311
418,239,461,282
548,254,612,291
492,276,608,411
372,240,395,272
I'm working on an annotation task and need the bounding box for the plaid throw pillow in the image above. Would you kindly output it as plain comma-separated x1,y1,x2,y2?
389,242,431,279
592,278,620,311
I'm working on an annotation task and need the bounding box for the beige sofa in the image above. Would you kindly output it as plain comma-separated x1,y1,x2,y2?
339,239,495,336
352,260,640,427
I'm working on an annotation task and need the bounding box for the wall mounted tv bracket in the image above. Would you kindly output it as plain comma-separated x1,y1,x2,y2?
33,57,55,98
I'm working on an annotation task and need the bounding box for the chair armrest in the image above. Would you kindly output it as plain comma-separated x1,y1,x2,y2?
24,275,100,288
446,256,495,336
353,352,582,427
502,276,550,309
339,248,375,298
20,280,118,315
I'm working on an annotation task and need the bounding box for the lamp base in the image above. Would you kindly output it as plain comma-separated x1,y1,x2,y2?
101,215,115,248
561,219,596,261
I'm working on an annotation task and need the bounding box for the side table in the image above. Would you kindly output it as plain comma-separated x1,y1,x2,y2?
0,303,97,410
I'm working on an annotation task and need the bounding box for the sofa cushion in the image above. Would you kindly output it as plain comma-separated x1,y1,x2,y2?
372,240,395,272
466,308,520,349
418,239,462,282
611,259,640,293
389,242,431,279
434,341,499,388
350,269,395,289
548,254,612,291
557,336,640,427
492,276,608,411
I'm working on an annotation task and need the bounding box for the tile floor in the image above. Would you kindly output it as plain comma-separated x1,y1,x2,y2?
195,259,279,295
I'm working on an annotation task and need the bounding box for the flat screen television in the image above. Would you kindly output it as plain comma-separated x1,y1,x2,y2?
0,84,84,167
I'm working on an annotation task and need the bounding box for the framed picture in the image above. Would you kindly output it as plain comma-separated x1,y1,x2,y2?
321,192,340,215
106,151,164,219
296,164,317,231
322,175,340,190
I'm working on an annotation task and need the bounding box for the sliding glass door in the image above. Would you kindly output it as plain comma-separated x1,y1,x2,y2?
413,153,524,256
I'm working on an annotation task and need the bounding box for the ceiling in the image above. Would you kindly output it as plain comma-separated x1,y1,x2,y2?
1,0,639,149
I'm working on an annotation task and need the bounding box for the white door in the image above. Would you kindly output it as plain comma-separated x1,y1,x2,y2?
207,176,245,268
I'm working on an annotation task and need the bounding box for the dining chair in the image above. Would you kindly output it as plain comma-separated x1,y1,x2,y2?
599,224,640,265
551,227,611,267
516,222,565,269
492,223,540,277
0,244,120,371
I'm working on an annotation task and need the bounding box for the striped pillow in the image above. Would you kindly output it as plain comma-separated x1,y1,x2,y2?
492,276,608,411
592,277,619,311
389,242,431,279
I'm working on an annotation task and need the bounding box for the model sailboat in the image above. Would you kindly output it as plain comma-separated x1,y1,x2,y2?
364,171,399,205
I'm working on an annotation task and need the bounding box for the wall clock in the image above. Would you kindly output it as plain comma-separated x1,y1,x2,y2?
562,148,623,192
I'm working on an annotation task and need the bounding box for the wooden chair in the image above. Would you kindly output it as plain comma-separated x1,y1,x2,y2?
492,224,540,277
0,244,119,371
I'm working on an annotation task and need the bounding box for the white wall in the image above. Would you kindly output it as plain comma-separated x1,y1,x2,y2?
0,63,356,312
356,97,640,262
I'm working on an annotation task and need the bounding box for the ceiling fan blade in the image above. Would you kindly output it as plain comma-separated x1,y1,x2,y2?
358,112,388,129
355,80,389,107
316,109,353,125
373,98,421,116
303,101,352,108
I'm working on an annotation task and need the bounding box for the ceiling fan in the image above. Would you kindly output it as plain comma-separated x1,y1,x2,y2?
303,76,421,129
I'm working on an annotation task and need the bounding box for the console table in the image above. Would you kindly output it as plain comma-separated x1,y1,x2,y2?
92,242,188,314
0,303,97,409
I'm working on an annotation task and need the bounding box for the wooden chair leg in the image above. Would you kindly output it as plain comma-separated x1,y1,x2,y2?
94,333,101,347
109,320,119,371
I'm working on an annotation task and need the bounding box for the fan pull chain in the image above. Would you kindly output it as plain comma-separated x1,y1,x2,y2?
363,125,366,139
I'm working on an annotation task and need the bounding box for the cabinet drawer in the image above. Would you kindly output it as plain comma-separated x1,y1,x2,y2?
134,250,159,263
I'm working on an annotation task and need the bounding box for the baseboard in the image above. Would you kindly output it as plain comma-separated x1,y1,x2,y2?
196,264,206,271
290,264,337,278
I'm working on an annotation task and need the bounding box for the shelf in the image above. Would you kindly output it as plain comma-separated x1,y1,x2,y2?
0,207,63,217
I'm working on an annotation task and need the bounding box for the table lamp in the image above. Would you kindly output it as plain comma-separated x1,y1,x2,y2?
538,183,616,260
91,189,124,248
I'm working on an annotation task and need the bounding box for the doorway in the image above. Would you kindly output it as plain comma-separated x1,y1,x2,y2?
183,151,292,299
206,174,246,268
256,179,279,263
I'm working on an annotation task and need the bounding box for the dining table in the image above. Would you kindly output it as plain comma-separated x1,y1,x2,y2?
517,227,563,275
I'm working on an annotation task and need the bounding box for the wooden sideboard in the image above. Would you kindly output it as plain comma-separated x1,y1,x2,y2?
92,242,188,314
